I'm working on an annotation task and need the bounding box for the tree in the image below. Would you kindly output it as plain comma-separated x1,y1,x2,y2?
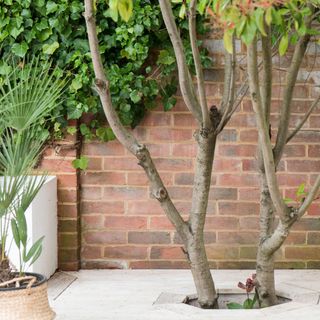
84,0,320,308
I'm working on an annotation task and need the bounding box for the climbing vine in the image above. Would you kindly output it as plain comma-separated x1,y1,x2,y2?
0,0,210,141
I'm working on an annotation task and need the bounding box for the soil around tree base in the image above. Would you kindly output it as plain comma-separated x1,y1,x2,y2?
185,293,290,309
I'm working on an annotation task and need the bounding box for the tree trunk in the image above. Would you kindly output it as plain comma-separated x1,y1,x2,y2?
186,233,217,308
256,248,277,307
256,173,278,306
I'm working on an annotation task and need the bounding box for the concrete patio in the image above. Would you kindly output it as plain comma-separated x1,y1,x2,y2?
48,270,320,320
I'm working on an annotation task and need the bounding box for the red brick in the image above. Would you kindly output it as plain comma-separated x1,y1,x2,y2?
277,174,308,187
205,216,239,230
206,246,239,260
130,260,189,269
104,216,147,230
283,145,306,158
81,201,124,214
82,187,102,200
128,172,173,186
218,174,259,187
284,232,306,245
58,204,78,218
285,247,320,259
210,188,237,200
213,159,241,172
150,246,185,259
217,232,258,244
239,217,260,230
153,158,193,171
287,160,320,172
82,172,125,185
218,145,256,157
172,143,197,157
173,114,197,127
310,115,320,128
174,173,194,185
81,246,102,260
59,233,79,248
103,157,140,171
128,232,171,244
58,189,78,203
58,219,79,232
306,203,320,216
149,128,193,142
218,202,259,215
84,231,127,244
238,188,260,201
217,129,238,142
82,215,104,230
58,175,78,188
141,112,171,126
83,142,125,156
146,144,171,157
127,200,162,215
167,187,193,200
228,114,256,128
240,129,258,142
104,246,148,259
40,159,75,173
103,187,147,200
307,232,320,245
150,217,175,230
308,145,320,157
86,158,103,170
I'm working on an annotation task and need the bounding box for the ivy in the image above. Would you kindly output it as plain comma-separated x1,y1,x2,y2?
0,0,211,141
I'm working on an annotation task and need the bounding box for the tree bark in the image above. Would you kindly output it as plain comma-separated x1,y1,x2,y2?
256,248,277,307
187,232,217,308
187,129,218,308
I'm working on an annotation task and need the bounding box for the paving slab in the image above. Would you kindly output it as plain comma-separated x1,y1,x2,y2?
48,270,320,320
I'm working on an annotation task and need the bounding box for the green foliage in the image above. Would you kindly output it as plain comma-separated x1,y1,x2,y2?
227,294,258,309
0,59,66,274
72,156,89,170
203,0,320,54
284,182,308,205
0,0,210,141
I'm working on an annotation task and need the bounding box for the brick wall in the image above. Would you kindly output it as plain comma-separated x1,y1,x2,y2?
79,42,320,269
40,123,81,271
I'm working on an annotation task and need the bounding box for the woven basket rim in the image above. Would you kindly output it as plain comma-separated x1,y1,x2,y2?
0,272,47,292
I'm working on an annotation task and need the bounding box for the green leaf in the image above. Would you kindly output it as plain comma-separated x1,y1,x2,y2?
16,208,28,247
67,126,77,135
118,0,133,22
11,42,29,58
164,96,176,111
265,7,272,26
279,34,289,56
254,8,266,36
130,90,142,103
179,4,186,19
11,219,20,249
24,236,44,262
46,1,58,14
227,302,243,309
29,245,42,266
223,31,233,54
296,183,306,197
157,50,175,65
108,0,119,22
284,197,295,204
243,298,254,309
42,41,59,55
72,156,89,170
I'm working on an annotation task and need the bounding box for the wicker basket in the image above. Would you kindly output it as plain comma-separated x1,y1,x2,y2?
0,273,55,320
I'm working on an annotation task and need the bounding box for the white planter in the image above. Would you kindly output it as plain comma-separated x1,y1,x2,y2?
2,176,58,279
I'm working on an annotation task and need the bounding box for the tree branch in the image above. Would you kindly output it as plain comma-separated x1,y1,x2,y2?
84,0,189,239
297,175,320,218
189,0,210,128
286,94,320,143
247,39,289,220
261,25,272,124
159,0,202,123
273,20,312,165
